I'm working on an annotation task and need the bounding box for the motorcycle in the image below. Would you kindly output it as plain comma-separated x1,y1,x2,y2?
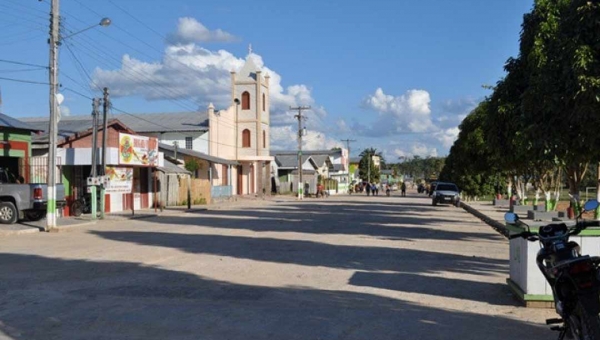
505,199,600,340
71,193,102,217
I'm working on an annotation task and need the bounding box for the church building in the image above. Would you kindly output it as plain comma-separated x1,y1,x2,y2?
208,52,273,196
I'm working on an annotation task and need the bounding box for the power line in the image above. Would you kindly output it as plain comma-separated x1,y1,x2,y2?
0,76,49,85
63,40,102,93
63,88,240,150
65,34,200,112
0,59,47,69
0,67,45,74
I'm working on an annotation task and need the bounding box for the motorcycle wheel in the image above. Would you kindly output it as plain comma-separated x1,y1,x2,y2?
71,200,83,217
568,301,600,340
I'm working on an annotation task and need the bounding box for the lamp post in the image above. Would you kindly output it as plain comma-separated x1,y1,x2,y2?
45,0,111,231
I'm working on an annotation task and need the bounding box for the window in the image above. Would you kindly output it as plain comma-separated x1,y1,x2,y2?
262,93,266,112
262,130,266,148
185,137,193,150
242,91,250,110
242,129,251,148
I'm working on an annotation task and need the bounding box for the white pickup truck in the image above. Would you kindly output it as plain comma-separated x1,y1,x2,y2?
0,168,66,224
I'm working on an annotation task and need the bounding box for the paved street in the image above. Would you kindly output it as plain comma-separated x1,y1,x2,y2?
0,192,553,339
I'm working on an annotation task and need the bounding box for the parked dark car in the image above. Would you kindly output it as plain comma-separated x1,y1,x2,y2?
431,182,460,207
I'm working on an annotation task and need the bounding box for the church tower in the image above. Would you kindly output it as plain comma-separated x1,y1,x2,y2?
228,46,272,196
230,46,270,158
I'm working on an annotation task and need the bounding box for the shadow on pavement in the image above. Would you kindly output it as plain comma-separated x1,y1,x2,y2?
349,271,518,306
136,200,502,243
91,231,507,276
0,253,549,340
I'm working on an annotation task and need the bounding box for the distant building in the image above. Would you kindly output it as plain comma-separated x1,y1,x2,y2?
271,149,350,194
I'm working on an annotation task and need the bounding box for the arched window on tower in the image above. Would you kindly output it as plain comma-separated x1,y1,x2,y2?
242,129,251,148
262,93,266,112
262,130,266,148
242,91,250,110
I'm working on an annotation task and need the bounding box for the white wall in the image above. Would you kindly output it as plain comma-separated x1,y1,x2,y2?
147,131,208,154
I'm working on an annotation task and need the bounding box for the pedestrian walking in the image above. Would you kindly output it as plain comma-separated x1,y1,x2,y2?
401,182,406,197
373,183,378,196
366,182,371,196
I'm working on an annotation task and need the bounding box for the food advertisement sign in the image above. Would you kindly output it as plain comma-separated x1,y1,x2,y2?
105,167,133,193
119,133,158,166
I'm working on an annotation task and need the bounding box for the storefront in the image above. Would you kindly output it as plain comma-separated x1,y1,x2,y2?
0,113,39,182
26,118,162,215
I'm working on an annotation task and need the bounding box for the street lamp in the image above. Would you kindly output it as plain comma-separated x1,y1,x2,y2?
46,0,111,231
61,18,112,40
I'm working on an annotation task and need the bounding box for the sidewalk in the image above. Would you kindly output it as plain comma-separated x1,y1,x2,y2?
0,195,288,236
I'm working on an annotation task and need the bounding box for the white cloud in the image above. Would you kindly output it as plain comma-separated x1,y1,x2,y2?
360,88,436,136
269,126,342,151
167,17,237,44
410,143,438,157
434,127,460,149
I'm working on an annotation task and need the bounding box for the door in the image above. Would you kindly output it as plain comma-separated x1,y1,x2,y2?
250,164,254,194
237,165,243,195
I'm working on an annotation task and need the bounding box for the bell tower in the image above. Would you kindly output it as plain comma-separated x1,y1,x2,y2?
229,46,270,157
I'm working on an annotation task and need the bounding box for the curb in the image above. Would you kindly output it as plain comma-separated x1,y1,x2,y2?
0,227,42,236
51,220,97,232
460,202,510,238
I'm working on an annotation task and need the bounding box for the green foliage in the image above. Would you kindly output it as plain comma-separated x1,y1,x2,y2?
442,0,600,198
358,148,381,182
193,198,207,205
184,159,200,173
391,156,446,180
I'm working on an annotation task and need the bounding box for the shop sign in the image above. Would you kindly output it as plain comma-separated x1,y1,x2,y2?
105,167,133,193
118,133,158,166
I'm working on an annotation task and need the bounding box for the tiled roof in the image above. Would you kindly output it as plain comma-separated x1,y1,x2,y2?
271,149,342,157
310,155,330,167
159,143,238,166
0,113,40,132
23,118,94,142
274,154,312,169
22,111,209,135
114,111,208,133
22,117,132,143
157,159,191,174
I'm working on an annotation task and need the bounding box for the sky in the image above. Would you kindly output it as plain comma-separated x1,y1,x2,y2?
0,0,533,160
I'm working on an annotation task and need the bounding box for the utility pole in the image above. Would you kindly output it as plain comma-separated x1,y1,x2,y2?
88,98,100,221
101,87,109,175
46,0,60,231
340,138,356,193
99,87,109,219
91,98,100,177
291,105,310,200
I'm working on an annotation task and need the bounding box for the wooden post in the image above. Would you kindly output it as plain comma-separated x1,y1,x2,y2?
187,175,191,209
131,179,135,217
154,168,157,213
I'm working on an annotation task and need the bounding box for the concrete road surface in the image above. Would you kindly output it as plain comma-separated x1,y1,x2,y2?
0,192,554,339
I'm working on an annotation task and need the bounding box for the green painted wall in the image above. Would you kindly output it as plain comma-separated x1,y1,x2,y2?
0,130,32,157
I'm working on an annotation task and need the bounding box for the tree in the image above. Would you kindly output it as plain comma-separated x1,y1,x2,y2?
358,148,382,182
439,102,498,198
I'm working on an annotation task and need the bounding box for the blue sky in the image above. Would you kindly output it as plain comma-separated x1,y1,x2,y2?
0,0,533,159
